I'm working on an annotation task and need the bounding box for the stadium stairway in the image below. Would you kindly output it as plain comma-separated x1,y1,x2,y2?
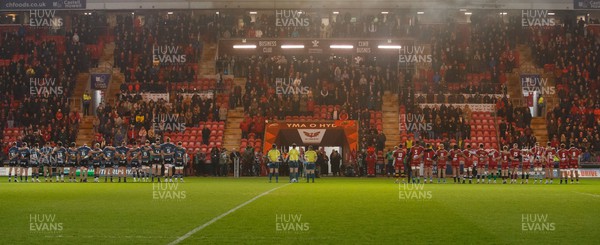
199,43,217,75
222,107,245,152
74,42,121,146
382,91,400,149
72,72,96,146
221,77,248,151
513,44,553,144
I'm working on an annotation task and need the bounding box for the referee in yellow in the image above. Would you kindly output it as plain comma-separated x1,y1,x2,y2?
304,145,318,183
288,143,300,182
267,144,282,183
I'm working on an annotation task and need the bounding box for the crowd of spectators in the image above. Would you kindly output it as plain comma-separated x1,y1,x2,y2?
94,13,233,146
398,13,519,146
233,54,387,148
113,13,205,91
94,91,223,146
530,17,600,158
0,16,94,147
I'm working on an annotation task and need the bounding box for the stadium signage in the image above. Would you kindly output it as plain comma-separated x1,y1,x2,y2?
30,77,63,95
399,45,432,63
1,0,86,9
579,169,600,177
275,10,309,27
416,103,496,113
286,123,337,128
275,77,309,95
29,9,63,27
259,40,277,53
297,129,327,144
91,73,110,90
574,0,600,9
152,45,186,64
521,10,555,27
357,41,371,53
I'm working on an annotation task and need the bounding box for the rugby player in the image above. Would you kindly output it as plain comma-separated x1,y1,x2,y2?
30,143,42,182
568,144,581,184
53,142,67,182
116,142,130,182
140,141,152,182
103,144,117,182
78,143,92,182
90,143,103,182
423,144,435,184
544,142,556,184
174,141,187,182
409,141,424,183
161,138,177,182
435,144,448,183
509,144,521,184
532,142,545,184
8,142,19,182
521,148,533,184
500,145,511,184
67,143,79,182
462,144,475,184
475,144,488,184
129,142,141,182
449,145,463,184
393,144,407,184
40,142,53,182
557,144,569,184
150,142,163,183
18,142,30,182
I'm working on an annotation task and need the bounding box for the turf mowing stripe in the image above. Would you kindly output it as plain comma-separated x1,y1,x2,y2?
167,183,290,245
573,191,600,198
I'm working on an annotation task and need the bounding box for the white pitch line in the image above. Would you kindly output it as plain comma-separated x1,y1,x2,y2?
573,192,600,198
168,184,290,245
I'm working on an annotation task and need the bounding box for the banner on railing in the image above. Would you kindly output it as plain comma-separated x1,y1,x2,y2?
141,93,169,102
416,104,496,113
574,0,600,9
90,73,110,90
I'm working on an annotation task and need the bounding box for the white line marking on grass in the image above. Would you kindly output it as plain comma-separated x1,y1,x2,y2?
573,192,600,198
168,184,290,245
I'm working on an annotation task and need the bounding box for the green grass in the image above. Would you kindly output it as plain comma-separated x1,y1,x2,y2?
1,177,599,244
